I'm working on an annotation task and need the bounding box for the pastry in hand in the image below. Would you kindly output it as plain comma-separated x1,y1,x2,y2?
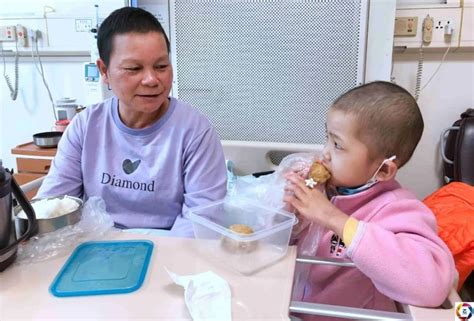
309,161,331,184
221,224,258,254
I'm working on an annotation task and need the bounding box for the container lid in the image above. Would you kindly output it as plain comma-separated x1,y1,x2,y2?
50,240,153,297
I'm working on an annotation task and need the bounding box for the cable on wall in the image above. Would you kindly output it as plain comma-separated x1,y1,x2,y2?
420,45,450,92
1,41,19,101
31,31,57,121
414,44,423,101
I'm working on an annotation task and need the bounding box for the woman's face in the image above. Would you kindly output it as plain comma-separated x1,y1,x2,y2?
321,109,382,188
98,32,173,124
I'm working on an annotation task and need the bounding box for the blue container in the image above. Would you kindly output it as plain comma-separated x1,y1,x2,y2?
50,240,153,297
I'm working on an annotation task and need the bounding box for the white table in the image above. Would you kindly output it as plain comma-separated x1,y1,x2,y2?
0,232,297,321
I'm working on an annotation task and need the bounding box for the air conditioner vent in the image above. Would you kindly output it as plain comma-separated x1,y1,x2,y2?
172,0,366,145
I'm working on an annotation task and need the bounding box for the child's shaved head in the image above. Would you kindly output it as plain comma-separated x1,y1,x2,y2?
331,81,423,168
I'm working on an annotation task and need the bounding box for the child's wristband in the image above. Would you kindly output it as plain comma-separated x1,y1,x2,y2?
342,217,359,247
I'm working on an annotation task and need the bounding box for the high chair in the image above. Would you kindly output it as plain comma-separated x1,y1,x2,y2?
289,255,462,320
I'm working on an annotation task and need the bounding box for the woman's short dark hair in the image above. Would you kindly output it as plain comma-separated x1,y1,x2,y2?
97,7,170,67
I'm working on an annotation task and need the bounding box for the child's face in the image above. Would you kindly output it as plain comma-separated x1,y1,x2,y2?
321,110,383,188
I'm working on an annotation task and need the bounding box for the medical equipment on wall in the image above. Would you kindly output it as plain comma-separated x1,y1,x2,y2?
393,2,463,100
83,3,114,106
84,68,113,107
83,62,113,106
83,62,103,105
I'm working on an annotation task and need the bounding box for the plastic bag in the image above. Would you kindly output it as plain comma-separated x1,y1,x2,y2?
227,152,319,210
15,196,118,265
292,223,324,300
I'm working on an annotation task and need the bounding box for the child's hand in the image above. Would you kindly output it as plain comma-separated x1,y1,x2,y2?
283,172,348,236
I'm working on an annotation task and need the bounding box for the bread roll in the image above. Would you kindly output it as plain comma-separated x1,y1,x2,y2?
221,224,258,253
229,224,253,234
309,162,331,184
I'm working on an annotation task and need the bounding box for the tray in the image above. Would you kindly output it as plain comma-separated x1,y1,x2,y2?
50,240,154,297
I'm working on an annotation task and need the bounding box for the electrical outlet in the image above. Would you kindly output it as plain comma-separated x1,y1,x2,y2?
75,19,92,32
16,25,27,47
395,17,418,36
434,19,454,35
0,25,17,42
434,19,451,31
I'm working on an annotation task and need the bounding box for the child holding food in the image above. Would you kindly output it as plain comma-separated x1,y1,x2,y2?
284,81,455,320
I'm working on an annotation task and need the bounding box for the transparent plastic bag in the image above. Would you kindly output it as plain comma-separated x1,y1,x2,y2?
292,223,324,300
227,152,319,210
15,196,118,265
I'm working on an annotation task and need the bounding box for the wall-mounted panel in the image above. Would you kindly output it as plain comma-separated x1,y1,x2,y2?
170,0,368,146
0,0,125,55
394,7,462,49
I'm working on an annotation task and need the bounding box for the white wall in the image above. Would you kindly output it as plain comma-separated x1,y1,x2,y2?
392,51,474,199
0,59,88,169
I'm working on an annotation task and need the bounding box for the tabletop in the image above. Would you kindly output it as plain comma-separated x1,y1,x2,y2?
0,232,297,321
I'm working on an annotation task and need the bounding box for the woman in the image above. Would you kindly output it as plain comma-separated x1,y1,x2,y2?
37,7,227,236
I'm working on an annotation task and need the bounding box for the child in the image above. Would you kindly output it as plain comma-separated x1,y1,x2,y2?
284,81,455,319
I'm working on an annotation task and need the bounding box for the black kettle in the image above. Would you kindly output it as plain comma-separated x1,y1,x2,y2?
0,163,38,271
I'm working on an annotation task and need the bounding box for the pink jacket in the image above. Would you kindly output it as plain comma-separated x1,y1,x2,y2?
294,179,455,320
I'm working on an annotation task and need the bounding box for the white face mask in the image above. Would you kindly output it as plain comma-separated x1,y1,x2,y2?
338,155,397,195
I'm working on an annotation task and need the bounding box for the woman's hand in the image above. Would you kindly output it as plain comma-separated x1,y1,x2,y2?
283,172,349,236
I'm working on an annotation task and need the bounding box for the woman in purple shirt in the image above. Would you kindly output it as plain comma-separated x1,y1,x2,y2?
37,7,227,236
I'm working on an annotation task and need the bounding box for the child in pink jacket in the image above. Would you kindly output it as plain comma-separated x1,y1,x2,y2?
284,81,455,320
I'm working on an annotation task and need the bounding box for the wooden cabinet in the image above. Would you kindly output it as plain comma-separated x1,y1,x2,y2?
11,142,57,200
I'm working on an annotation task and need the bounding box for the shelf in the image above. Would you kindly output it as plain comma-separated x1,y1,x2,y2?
11,142,57,157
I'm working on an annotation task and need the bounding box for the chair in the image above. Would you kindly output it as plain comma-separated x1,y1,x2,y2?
289,255,462,320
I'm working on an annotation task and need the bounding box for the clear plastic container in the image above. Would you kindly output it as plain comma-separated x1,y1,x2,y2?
187,198,296,275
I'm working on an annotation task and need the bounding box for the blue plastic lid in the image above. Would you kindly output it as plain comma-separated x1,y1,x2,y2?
50,240,154,297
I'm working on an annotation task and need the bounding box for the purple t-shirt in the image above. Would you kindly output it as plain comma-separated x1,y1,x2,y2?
37,97,227,236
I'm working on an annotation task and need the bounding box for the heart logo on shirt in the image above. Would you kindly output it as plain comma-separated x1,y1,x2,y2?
122,159,141,175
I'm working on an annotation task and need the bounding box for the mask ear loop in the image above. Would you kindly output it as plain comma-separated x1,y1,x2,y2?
369,155,397,183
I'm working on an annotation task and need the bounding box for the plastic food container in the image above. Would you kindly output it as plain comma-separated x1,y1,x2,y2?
187,198,296,275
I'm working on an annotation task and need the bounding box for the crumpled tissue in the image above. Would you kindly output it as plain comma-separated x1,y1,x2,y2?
166,268,232,321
